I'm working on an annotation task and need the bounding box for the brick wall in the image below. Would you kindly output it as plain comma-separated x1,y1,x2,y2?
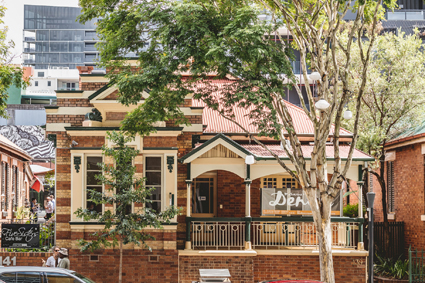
104,90,119,100
72,136,105,148
373,143,425,250
3,250,178,283
254,255,366,283
216,170,246,217
144,137,178,148
179,255,367,283
81,82,108,91
166,115,202,127
46,115,86,127
106,112,127,121
57,99,93,108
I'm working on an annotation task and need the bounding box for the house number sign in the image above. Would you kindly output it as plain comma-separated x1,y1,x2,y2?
0,257,16,266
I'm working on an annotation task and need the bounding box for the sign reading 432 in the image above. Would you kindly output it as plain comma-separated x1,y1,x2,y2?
0,256,16,266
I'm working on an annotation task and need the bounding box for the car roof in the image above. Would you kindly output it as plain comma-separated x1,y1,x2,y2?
0,267,74,274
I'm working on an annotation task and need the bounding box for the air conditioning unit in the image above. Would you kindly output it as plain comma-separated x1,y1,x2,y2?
198,269,231,283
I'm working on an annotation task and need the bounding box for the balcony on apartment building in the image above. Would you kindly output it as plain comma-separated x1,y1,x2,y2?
386,9,425,20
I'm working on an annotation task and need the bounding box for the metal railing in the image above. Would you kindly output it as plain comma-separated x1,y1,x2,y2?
187,217,363,250
252,221,358,249
409,246,425,282
192,222,245,250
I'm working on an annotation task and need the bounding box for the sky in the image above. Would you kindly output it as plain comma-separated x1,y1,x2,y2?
1,0,80,64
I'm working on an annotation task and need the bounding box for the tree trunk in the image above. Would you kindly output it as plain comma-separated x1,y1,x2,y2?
316,215,335,283
306,190,335,283
119,238,123,283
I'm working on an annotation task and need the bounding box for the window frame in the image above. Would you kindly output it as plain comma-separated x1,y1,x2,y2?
387,161,395,213
84,154,104,214
144,155,164,213
113,153,134,214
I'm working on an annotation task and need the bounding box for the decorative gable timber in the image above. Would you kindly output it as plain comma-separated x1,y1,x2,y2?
179,133,252,164
199,144,241,159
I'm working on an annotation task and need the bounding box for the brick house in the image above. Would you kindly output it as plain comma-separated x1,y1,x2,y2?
373,122,425,251
0,134,35,222
43,64,372,282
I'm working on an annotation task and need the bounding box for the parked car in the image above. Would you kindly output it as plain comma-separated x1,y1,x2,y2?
0,266,96,283
260,280,324,283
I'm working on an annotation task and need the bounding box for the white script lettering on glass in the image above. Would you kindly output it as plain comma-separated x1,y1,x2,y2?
269,191,308,207
1,227,38,242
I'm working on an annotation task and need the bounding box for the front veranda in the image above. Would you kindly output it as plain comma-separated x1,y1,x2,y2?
180,135,368,252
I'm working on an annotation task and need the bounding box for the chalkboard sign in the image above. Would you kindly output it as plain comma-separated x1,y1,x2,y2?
1,224,40,248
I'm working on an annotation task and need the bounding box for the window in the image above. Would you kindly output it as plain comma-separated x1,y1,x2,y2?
5,163,9,210
387,161,395,213
12,166,18,210
192,177,216,216
45,272,79,283
34,81,38,87
1,162,5,211
47,81,51,87
16,272,42,283
0,272,15,283
145,156,162,213
37,72,44,77
86,156,103,213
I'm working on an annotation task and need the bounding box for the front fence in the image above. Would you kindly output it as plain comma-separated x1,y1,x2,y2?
374,221,405,260
188,217,363,250
409,246,425,282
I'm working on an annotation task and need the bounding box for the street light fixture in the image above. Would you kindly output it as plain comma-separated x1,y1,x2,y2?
245,155,255,165
367,192,376,283
343,110,353,120
315,99,330,111
310,71,321,81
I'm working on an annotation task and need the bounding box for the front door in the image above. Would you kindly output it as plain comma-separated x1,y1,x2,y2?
192,175,216,217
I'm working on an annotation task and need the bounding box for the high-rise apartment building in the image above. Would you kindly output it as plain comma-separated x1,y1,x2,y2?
23,5,100,70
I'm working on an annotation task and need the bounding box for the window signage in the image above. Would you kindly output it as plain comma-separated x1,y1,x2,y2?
1,224,40,248
261,188,341,216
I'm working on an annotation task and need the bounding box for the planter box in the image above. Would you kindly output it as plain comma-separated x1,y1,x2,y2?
374,276,408,283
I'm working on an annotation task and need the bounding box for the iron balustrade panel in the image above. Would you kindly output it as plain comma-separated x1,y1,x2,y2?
187,217,362,250
191,221,245,250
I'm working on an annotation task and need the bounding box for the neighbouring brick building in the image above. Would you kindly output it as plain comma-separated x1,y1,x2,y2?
374,122,425,251
42,63,372,282
0,134,35,222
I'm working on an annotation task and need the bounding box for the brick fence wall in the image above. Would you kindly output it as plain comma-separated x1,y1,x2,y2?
2,250,179,283
179,255,367,283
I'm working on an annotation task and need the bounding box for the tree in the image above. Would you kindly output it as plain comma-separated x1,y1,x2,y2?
78,1,396,282
343,29,425,257
74,131,179,283
0,5,28,116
